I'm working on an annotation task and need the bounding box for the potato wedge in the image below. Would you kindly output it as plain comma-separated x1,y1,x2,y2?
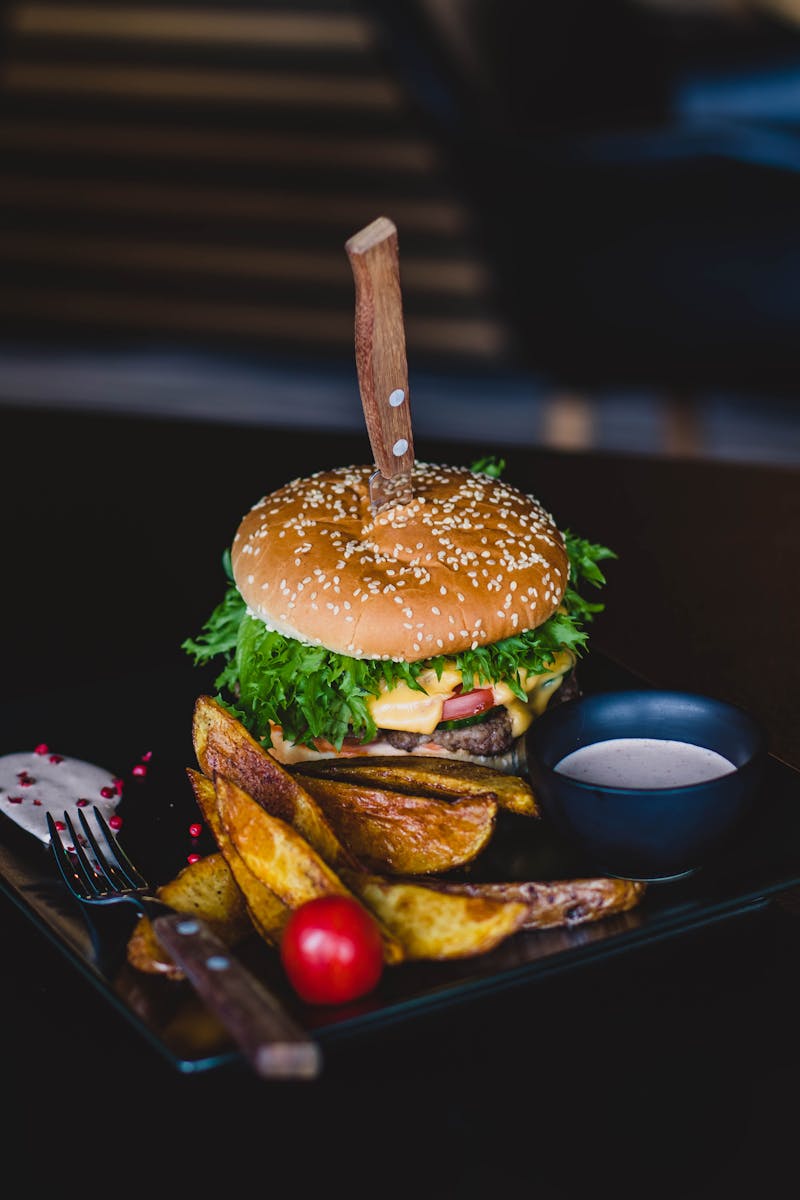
187,768,291,946
213,773,405,965
296,775,497,875
126,850,252,980
214,775,532,962
341,871,528,960
192,695,361,872
293,754,539,817
184,699,640,969
417,876,647,930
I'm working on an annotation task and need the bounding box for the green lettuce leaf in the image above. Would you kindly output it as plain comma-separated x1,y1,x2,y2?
468,454,506,478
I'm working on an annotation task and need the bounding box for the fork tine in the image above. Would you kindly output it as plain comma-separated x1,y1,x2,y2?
46,811,93,900
62,810,106,896
89,805,148,890
75,807,133,891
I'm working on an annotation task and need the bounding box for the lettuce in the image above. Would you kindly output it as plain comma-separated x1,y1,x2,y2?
182,478,616,750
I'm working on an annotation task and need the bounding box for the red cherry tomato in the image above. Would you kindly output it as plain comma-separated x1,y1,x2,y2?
279,895,384,1005
440,686,494,723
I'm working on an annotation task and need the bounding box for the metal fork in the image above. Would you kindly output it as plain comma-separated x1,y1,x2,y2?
47,805,321,1080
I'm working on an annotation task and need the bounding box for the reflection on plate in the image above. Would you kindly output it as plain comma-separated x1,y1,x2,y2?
2,655,800,1074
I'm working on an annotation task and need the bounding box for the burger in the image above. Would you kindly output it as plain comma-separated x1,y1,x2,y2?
182,457,614,771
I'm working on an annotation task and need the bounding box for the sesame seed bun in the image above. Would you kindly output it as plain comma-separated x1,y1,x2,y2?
231,462,569,662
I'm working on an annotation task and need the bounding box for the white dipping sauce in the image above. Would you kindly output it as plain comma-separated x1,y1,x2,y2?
554,737,736,790
0,749,120,844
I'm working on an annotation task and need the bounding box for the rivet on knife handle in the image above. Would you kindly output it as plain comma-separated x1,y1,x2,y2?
345,216,415,511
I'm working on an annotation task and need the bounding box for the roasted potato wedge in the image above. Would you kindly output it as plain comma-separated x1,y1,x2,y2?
126,850,252,980
192,694,360,872
194,695,501,875
293,754,539,817
417,876,647,930
341,871,529,960
296,775,497,875
210,774,525,962
213,773,405,965
127,700,645,982
187,768,291,945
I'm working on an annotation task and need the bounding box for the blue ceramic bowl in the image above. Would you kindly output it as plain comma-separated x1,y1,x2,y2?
527,689,767,881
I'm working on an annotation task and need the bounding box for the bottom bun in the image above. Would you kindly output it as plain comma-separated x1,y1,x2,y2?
268,724,530,776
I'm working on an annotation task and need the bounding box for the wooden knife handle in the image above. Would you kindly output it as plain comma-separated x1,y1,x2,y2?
152,911,321,1080
345,216,414,479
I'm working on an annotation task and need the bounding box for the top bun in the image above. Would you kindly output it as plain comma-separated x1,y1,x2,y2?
231,462,569,662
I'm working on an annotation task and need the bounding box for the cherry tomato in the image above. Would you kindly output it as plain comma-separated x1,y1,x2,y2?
440,686,494,723
279,895,384,1005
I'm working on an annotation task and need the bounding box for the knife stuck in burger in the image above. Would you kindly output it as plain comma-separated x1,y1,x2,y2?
182,217,615,772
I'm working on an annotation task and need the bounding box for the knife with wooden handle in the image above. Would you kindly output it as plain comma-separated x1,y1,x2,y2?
345,216,415,512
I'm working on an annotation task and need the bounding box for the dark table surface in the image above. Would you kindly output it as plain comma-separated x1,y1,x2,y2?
3,402,799,1196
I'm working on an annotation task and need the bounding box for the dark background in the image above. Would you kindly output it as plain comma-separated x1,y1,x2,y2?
365,0,800,392
3,5,800,1193
2,0,800,461
3,404,800,1198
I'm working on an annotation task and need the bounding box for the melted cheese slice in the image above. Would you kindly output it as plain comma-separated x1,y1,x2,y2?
366,651,575,736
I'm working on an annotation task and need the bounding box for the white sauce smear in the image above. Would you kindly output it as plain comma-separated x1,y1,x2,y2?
554,737,736,790
0,749,120,844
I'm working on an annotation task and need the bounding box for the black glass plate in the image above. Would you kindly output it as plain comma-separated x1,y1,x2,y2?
2,654,800,1075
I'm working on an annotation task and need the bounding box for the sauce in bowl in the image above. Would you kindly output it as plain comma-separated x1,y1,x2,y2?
554,737,736,790
528,690,765,879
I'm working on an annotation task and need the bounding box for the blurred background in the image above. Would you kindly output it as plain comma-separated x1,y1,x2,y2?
1,0,799,463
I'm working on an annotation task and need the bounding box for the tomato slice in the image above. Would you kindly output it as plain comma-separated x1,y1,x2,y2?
440,686,494,722
312,735,367,756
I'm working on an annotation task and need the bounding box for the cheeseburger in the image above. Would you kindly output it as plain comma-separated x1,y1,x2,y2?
183,458,613,770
